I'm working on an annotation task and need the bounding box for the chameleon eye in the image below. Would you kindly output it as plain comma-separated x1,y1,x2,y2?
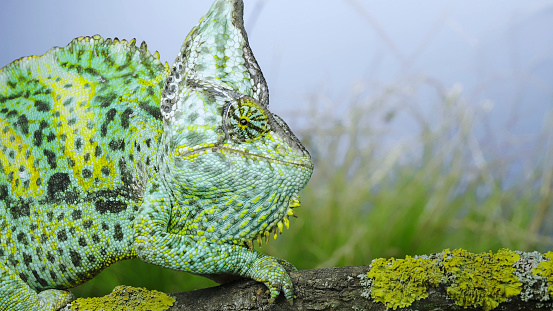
239,117,249,127
226,97,269,142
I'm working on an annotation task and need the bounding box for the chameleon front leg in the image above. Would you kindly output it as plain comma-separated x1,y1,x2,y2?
132,180,295,301
0,263,73,311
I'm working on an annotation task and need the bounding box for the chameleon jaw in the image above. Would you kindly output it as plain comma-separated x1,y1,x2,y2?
178,145,313,170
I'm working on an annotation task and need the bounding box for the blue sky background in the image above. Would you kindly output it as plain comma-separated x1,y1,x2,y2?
1,0,552,158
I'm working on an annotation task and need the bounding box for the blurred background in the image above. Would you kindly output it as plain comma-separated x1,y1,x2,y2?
1,0,552,297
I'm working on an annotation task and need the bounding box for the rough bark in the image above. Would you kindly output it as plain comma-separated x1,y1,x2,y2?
65,249,553,311
168,265,553,311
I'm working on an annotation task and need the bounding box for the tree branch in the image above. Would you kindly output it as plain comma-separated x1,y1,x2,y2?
65,249,553,311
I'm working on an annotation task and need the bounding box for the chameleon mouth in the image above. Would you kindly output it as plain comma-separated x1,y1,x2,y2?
242,194,301,250
179,146,314,170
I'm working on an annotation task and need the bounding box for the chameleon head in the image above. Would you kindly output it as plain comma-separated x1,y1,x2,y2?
157,0,313,247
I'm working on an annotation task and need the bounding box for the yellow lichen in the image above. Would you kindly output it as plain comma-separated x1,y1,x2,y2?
533,251,553,297
70,285,175,311
443,248,522,311
367,255,441,310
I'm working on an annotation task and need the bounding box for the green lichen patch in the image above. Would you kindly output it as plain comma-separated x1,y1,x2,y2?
69,285,175,311
532,251,553,298
443,248,522,311
366,255,442,310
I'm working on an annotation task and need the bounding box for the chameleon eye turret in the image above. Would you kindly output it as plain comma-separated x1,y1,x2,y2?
224,97,270,143
0,0,312,309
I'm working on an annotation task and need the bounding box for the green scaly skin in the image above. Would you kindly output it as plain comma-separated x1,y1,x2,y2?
0,0,313,309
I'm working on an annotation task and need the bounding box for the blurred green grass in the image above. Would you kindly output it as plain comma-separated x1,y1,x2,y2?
72,84,553,297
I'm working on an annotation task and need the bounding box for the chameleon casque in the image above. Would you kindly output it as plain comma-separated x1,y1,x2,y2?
0,0,313,309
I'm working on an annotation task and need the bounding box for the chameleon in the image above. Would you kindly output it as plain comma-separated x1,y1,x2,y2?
0,0,313,309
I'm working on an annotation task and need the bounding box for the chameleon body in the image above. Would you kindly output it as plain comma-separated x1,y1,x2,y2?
0,0,313,309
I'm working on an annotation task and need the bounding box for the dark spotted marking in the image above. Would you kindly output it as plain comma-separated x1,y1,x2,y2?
62,97,73,106
72,209,82,220
43,149,57,169
57,229,68,242
47,132,55,142
113,224,123,241
75,137,83,150
78,237,87,247
65,191,78,204
7,200,31,220
6,109,17,118
83,220,93,229
82,168,92,179
70,250,82,267
32,270,48,287
101,166,110,176
46,252,55,263
100,108,117,137
108,139,125,151
33,126,45,147
19,273,28,282
121,108,133,129
34,100,50,112
92,234,100,243
95,199,127,215
16,114,29,135
40,233,48,244
139,101,162,121
23,253,32,265
84,67,100,77
50,271,57,281
47,173,70,201
94,145,102,157
99,93,118,108
16,232,28,245
0,184,7,201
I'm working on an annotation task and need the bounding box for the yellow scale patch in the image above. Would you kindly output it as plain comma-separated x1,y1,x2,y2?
0,119,42,197
36,62,115,190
